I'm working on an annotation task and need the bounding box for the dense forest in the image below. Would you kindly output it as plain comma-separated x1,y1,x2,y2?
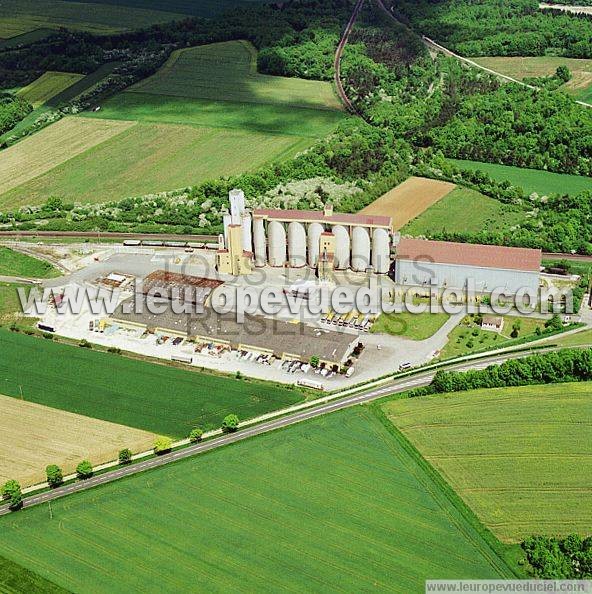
0,94,31,135
387,0,592,57
523,534,592,579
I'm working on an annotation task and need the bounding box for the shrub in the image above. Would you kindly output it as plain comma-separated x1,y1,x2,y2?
76,460,93,480
221,414,240,434
46,464,63,488
154,436,172,455
118,449,132,465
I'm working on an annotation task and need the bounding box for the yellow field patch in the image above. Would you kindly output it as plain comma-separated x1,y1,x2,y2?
360,176,456,231
472,56,592,96
0,394,155,487
0,117,135,199
17,71,85,107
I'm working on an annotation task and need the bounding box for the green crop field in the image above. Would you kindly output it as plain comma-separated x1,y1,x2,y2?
402,186,525,236
451,160,592,196
68,0,270,19
371,312,450,340
0,408,513,592
0,121,312,206
128,41,341,110
0,0,187,38
0,247,59,278
0,28,55,50
17,71,85,107
384,382,592,542
0,283,37,327
0,554,66,594
0,330,303,437
1,42,343,208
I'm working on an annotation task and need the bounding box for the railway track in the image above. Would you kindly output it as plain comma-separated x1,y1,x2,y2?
334,0,365,113
0,230,219,243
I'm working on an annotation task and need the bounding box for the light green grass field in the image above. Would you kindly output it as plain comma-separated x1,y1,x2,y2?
0,0,187,38
439,315,546,360
451,160,592,196
17,71,85,107
128,41,342,110
0,247,59,278
0,330,303,437
1,41,343,207
472,56,592,103
371,312,450,340
0,121,312,205
402,186,525,236
384,382,592,542
0,283,37,327
84,92,344,137
554,328,592,347
0,408,512,592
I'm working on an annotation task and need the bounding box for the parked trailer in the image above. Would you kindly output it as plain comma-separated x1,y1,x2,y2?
171,354,193,364
297,378,325,390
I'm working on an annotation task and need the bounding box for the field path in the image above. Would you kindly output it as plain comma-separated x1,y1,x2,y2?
0,117,135,199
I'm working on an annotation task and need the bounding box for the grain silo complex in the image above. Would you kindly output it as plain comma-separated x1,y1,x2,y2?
252,203,393,274
216,191,394,276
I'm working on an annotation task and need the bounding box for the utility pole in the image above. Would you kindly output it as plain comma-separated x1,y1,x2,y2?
18,385,23,400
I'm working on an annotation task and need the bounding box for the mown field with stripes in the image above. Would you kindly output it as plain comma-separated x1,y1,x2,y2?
0,408,512,592
383,382,592,542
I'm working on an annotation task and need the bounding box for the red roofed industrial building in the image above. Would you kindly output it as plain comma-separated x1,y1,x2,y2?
394,238,542,294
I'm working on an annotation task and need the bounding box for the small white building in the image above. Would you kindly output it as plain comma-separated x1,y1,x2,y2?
481,316,504,333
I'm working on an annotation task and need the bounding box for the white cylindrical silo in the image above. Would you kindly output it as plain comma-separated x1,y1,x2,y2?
307,223,324,268
332,225,350,270
288,222,307,268
351,226,371,272
268,221,287,267
241,212,252,253
222,213,232,248
372,228,391,274
253,217,266,267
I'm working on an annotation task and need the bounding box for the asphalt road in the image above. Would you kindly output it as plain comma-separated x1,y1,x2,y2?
0,346,546,516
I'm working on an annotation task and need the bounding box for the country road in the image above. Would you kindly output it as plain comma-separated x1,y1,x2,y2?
0,344,575,516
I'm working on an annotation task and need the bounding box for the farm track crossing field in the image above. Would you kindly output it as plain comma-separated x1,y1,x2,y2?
0,0,187,38
383,383,592,542
0,117,135,204
472,56,592,102
402,186,525,236
451,159,592,196
360,176,456,230
0,409,512,592
0,122,312,206
17,71,85,107
0,330,304,438
0,394,156,487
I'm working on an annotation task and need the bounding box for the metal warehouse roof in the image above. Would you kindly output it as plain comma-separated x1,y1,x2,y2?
396,239,541,273
111,298,358,364
253,208,392,229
